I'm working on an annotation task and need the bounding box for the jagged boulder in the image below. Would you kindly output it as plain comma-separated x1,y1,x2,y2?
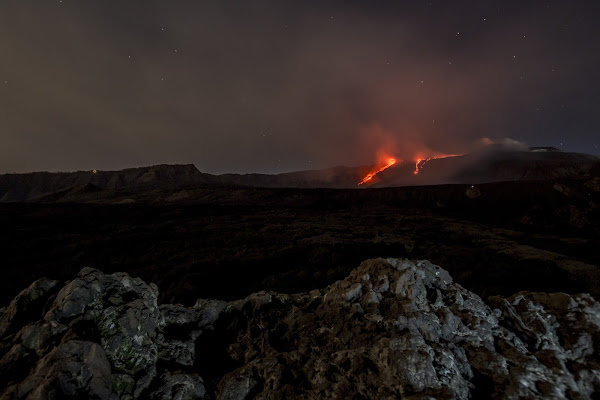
0,259,599,399
212,259,600,399
5,340,113,399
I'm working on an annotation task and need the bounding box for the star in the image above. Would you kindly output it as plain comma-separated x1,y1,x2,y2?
1,1,598,174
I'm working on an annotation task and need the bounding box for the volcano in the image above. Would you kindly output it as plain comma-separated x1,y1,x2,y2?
368,149,599,188
0,148,597,203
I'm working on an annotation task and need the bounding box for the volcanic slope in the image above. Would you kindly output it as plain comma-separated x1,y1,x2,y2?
0,150,598,202
380,149,598,187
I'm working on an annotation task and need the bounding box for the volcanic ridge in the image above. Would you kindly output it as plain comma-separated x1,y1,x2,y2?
0,149,598,203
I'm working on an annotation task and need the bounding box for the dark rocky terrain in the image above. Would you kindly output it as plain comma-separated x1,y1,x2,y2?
1,259,599,399
0,150,599,398
0,162,599,307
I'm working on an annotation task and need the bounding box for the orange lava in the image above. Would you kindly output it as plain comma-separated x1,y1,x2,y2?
413,158,431,175
358,157,397,185
413,152,463,175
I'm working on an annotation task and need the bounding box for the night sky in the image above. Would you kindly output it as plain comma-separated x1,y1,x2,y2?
1,1,599,174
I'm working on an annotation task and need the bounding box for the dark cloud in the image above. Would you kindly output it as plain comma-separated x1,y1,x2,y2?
0,1,598,173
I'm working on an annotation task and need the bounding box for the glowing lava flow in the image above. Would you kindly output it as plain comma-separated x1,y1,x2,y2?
413,158,431,175
358,157,397,185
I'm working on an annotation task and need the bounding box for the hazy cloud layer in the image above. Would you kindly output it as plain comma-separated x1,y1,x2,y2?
1,1,598,173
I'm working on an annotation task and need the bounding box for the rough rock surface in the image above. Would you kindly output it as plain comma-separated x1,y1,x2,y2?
1,259,599,399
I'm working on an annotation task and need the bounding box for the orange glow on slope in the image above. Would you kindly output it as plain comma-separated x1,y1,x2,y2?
413,152,462,175
358,157,397,185
413,158,431,175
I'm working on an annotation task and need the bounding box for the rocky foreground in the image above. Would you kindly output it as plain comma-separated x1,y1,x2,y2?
0,259,599,399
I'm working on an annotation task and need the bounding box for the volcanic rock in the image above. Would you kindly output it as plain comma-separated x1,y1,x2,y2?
1,259,599,399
